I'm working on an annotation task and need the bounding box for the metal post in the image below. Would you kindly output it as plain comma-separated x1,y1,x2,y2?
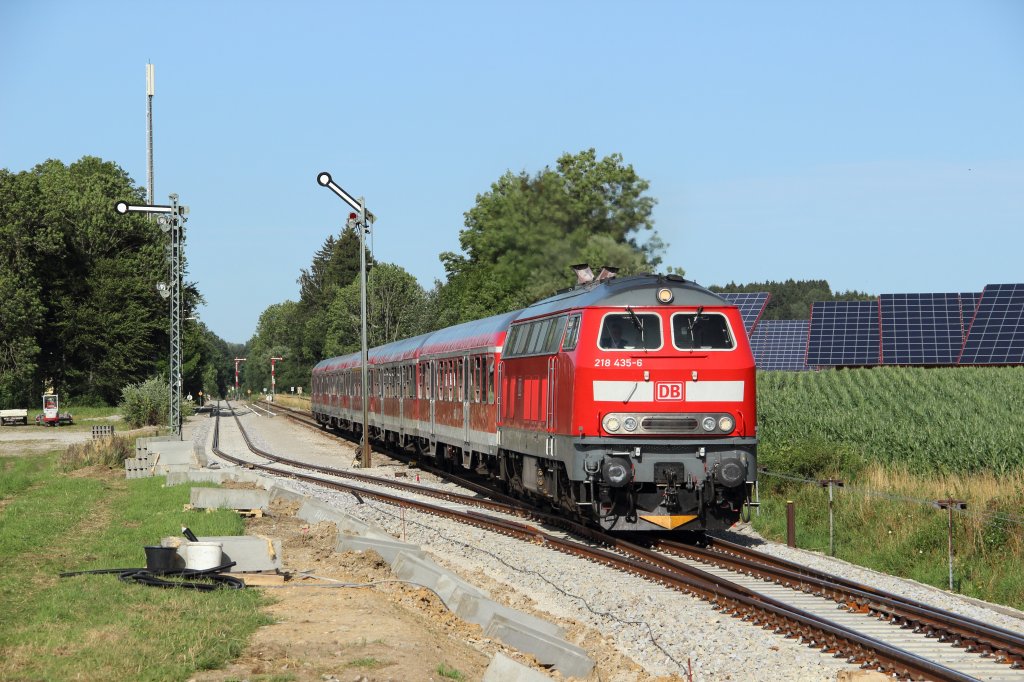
270,357,283,402
146,63,154,205
114,195,187,439
359,197,370,468
315,171,376,469
786,500,796,547
819,478,844,556
947,505,954,590
934,499,967,591
234,358,247,397
169,194,182,438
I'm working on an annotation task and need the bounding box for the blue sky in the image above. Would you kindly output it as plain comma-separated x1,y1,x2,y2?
2,1,1022,344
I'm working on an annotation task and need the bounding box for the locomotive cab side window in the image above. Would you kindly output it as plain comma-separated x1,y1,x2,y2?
599,313,662,350
671,312,734,350
562,314,581,351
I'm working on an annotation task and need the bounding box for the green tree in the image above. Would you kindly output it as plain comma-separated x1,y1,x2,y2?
710,279,874,320
243,301,307,395
0,272,44,408
438,149,662,323
290,225,376,380
0,157,169,405
323,263,430,357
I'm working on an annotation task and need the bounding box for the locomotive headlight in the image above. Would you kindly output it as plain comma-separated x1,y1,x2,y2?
623,416,638,432
701,416,716,432
603,415,621,432
718,416,735,432
657,288,674,304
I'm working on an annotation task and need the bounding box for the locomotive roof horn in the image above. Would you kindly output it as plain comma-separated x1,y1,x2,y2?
597,266,618,281
571,264,595,285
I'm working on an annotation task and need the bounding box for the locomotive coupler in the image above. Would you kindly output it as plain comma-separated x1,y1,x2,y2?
661,473,682,512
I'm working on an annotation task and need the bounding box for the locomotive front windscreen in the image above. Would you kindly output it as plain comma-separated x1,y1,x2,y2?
671,313,734,350
599,313,662,350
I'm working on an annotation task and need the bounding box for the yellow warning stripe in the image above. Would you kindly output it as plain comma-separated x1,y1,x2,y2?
638,514,698,530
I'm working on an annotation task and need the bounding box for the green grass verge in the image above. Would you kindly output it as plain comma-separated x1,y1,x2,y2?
750,483,1024,609
754,366,1024,609
0,452,271,681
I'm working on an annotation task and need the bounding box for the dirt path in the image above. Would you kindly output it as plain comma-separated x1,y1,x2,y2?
187,497,516,682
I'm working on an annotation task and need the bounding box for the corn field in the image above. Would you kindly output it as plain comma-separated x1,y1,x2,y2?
757,366,1024,474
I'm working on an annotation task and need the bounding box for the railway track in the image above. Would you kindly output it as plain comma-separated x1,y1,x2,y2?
214,401,1024,681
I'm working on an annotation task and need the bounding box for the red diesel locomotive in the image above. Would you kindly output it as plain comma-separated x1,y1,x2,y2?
311,272,757,533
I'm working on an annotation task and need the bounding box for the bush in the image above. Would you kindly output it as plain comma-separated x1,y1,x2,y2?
119,377,196,428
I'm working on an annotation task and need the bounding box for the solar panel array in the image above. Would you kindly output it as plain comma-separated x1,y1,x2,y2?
750,320,809,370
719,292,770,335
958,284,1024,364
806,301,880,366
720,284,1022,370
879,293,963,365
959,292,981,342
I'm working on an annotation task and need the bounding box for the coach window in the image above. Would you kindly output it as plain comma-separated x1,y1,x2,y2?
599,313,662,350
487,357,495,404
671,312,734,350
457,358,464,402
448,360,456,402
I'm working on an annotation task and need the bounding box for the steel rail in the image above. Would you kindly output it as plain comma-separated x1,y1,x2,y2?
267,402,1024,671
676,538,1024,668
211,401,977,681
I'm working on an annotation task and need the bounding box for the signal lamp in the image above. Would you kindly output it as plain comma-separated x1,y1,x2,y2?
718,416,735,432
603,415,621,432
701,416,716,432
623,416,638,432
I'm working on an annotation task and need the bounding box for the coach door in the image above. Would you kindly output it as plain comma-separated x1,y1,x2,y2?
428,360,436,439
398,365,406,435
546,356,557,432
462,354,471,446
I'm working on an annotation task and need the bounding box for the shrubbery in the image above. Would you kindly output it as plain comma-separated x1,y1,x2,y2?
119,378,196,428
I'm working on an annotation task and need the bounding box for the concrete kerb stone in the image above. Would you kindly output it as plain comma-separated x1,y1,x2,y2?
161,535,282,572
267,483,308,504
296,498,355,527
482,652,555,682
192,441,208,468
149,441,193,475
136,434,179,456
189,487,270,511
484,613,594,679
389,553,584,672
336,535,427,563
166,469,265,486
453,596,563,639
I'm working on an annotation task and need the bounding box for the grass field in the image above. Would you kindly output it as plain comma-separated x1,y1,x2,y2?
0,451,270,681
753,366,1024,609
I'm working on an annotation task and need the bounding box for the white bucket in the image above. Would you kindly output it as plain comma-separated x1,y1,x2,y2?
185,541,223,570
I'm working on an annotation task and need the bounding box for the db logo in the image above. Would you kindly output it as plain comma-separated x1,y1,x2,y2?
655,382,684,401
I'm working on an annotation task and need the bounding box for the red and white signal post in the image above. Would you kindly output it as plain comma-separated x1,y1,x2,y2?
233,358,247,398
270,357,284,401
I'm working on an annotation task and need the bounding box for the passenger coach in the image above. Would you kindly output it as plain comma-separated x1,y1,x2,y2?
312,271,757,533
